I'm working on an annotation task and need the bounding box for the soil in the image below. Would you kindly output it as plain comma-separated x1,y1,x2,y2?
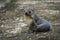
0,0,60,40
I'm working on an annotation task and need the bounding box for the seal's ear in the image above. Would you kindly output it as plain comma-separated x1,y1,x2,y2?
33,9,35,12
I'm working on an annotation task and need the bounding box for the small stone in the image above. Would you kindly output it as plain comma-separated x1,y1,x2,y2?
29,38,32,40
50,13,53,14
15,18,19,21
58,38,60,39
36,34,39,36
27,36,30,38
44,33,47,35
1,25,4,27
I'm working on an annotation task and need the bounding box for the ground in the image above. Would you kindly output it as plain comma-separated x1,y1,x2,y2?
0,0,60,40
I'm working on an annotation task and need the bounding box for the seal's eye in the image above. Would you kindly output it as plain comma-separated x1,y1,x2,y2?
25,12,29,16
29,11,31,13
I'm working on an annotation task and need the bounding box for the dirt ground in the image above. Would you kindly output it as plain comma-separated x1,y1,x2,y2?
0,0,60,40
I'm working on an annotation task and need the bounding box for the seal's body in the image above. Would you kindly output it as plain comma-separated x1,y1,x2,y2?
30,14,51,32
24,8,51,32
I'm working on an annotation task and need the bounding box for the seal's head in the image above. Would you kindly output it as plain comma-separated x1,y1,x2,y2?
24,8,34,18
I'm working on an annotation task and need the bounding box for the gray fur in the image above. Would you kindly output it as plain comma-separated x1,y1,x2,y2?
24,8,51,32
